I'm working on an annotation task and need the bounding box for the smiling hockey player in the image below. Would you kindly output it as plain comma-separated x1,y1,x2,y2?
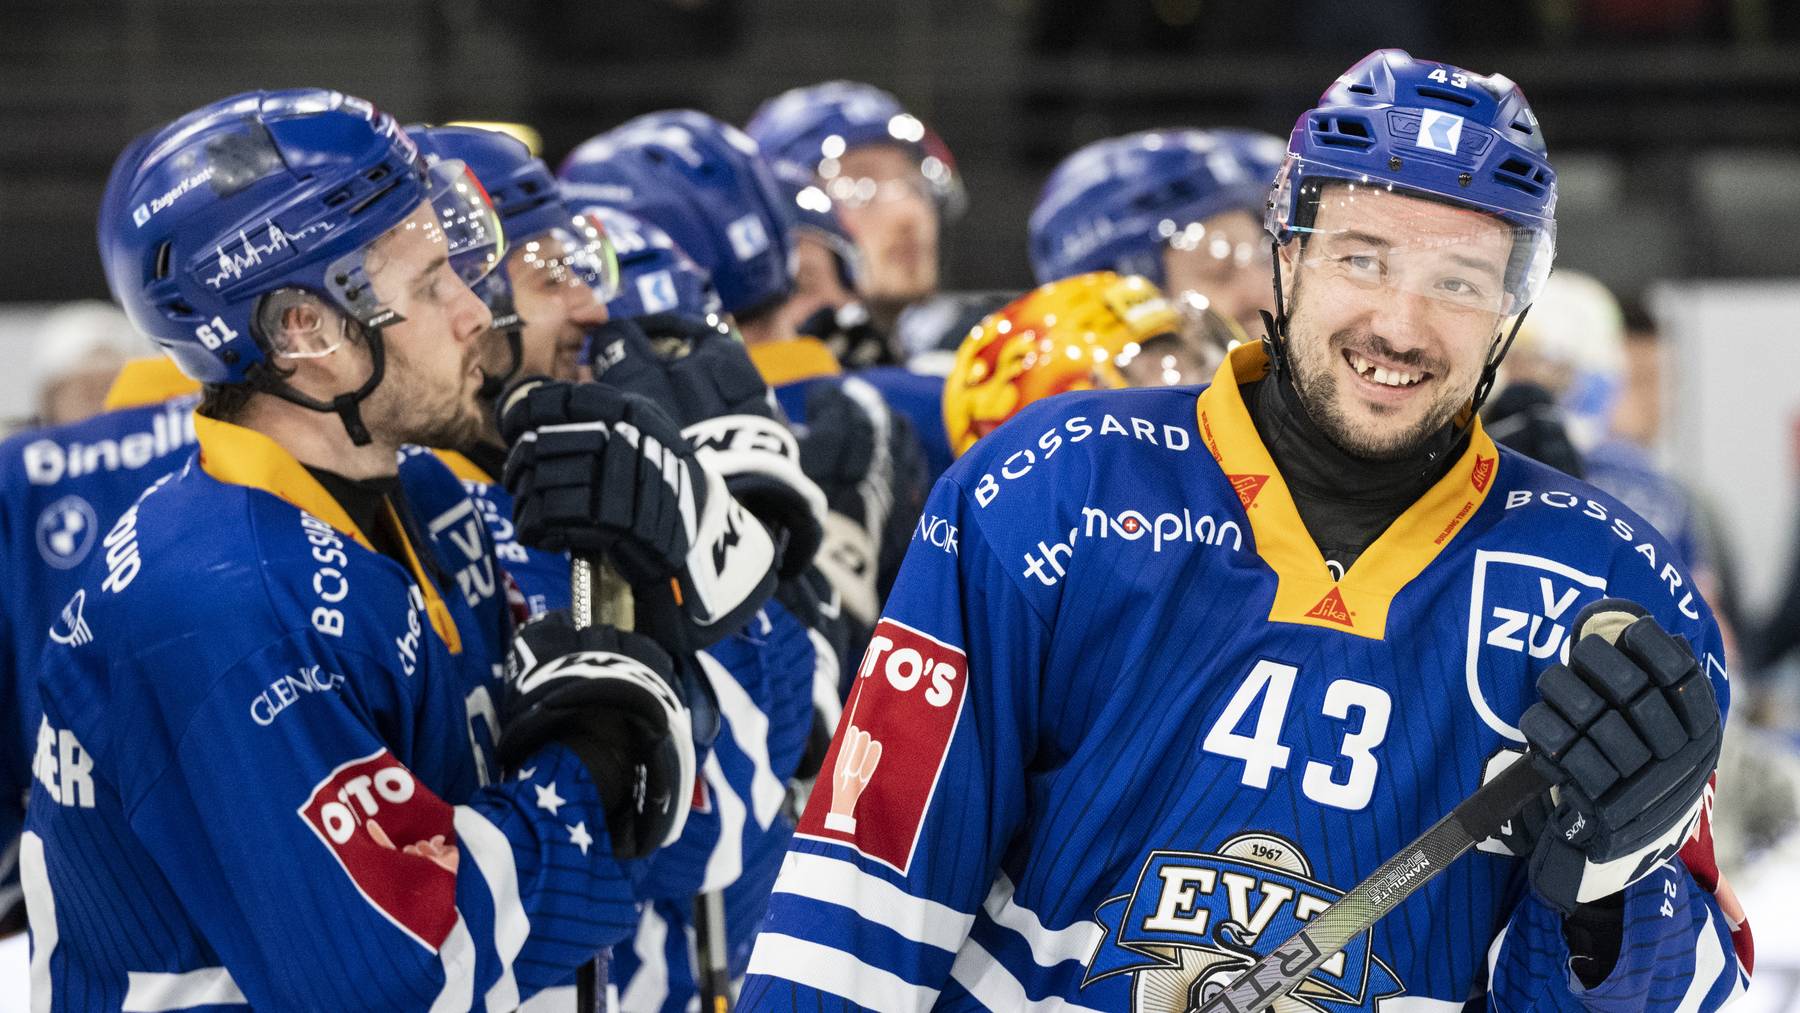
20,91,726,1010
741,50,1750,1012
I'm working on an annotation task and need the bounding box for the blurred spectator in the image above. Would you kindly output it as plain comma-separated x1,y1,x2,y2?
28,301,150,428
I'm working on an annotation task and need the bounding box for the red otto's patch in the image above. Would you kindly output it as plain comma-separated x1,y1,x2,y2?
1228,474,1268,509
1470,455,1495,493
796,618,968,875
299,750,457,951
1305,587,1354,627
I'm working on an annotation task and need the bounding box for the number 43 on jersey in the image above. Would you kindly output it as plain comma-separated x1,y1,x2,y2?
1202,660,1393,811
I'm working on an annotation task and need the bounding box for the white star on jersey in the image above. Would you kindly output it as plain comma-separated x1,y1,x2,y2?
567,821,593,856
534,781,566,816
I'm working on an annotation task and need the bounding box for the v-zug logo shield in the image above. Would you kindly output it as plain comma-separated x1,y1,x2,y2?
1464,549,1606,741
1084,832,1403,1012
36,495,98,569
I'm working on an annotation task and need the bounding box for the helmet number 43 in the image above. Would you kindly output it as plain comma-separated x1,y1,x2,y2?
1202,659,1393,811
1427,67,1469,88
194,316,240,350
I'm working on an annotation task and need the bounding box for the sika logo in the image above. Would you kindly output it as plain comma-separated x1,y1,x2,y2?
1305,587,1354,628
1470,455,1495,493
1228,474,1268,509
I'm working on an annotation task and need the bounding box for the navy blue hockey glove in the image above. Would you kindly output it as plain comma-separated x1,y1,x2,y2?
588,313,826,580
498,611,695,861
499,378,778,654
1515,599,1721,914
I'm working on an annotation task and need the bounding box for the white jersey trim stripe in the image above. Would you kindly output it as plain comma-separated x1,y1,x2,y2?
700,652,786,829
747,932,939,1012
21,832,54,1013
1375,997,1465,1011
981,874,1104,968
121,967,247,1012
947,938,1106,1013
430,915,477,1013
454,806,530,1012
700,751,746,892
772,851,974,951
621,902,672,1012
1672,905,1725,1013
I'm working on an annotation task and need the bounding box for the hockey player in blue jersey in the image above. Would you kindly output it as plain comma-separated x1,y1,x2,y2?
17,90,782,1010
1029,128,1286,367
405,123,823,1010
742,50,1751,1012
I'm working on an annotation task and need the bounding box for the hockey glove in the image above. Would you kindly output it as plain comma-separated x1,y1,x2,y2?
497,611,695,860
1516,598,1722,914
499,378,777,653
589,313,826,579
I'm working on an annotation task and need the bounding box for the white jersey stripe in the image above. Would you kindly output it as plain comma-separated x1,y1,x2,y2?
772,851,974,951
1672,905,1725,1013
620,902,671,1013
981,874,1104,968
121,967,247,1011
747,932,939,1012
700,652,786,829
21,832,54,1013
700,751,747,892
429,915,477,1013
1376,997,1466,1011
454,806,530,1012
947,938,1106,1013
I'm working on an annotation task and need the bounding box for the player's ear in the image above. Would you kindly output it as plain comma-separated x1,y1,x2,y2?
255,288,353,363
1277,238,1300,304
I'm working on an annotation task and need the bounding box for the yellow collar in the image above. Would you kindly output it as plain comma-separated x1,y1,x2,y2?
196,415,462,654
747,336,842,388
432,448,495,485
1195,343,1499,639
102,357,202,411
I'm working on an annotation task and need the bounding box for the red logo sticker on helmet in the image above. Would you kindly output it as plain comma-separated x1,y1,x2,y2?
298,750,458,951
796,618,967,875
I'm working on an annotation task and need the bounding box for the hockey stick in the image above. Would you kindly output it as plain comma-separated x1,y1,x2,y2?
1195,754,1551,1013
570,554,633,1013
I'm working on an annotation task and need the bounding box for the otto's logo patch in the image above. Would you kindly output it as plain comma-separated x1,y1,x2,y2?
1227,474,1267,509
1086,832,1404,1011
36,495,97,569
1305,588,1354,628
299,750,458,951
795,618,967,874
1470,455,1495,493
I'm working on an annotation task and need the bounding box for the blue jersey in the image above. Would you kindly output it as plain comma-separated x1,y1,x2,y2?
23,416,648,1011
1583,438,1707,576
427,447,821,1012
0,380,199,925
741,344,1751,1012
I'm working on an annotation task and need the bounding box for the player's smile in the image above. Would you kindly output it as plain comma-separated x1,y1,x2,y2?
1340,346,1434,409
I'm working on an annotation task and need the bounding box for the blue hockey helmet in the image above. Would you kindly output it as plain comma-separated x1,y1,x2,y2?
767,157,862,293
572,204,723,322
745,80,965,219
1028,128,1287,286
99,90,503,397
1268,49,1557,313
559,110,792,319
409,124,618,391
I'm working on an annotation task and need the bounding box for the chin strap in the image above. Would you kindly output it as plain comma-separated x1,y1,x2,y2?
251,319,390,447
1261,237,1292,376
1470,304,1532,418
478,323,524,405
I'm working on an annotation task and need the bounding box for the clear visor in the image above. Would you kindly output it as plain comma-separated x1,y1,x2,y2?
1114,305,1240,388
324,158,505,331
509,216,621,305
817,151,965,217
1275,159,1555,316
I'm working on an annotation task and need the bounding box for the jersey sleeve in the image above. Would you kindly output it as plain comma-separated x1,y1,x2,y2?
123,632,641,1009
1487,594,1752,1011
739,470,1048,1011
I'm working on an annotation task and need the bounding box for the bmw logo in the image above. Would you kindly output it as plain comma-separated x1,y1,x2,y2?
36,495,98,569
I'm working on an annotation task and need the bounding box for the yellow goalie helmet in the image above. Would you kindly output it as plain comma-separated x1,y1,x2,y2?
944,271,1179,458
